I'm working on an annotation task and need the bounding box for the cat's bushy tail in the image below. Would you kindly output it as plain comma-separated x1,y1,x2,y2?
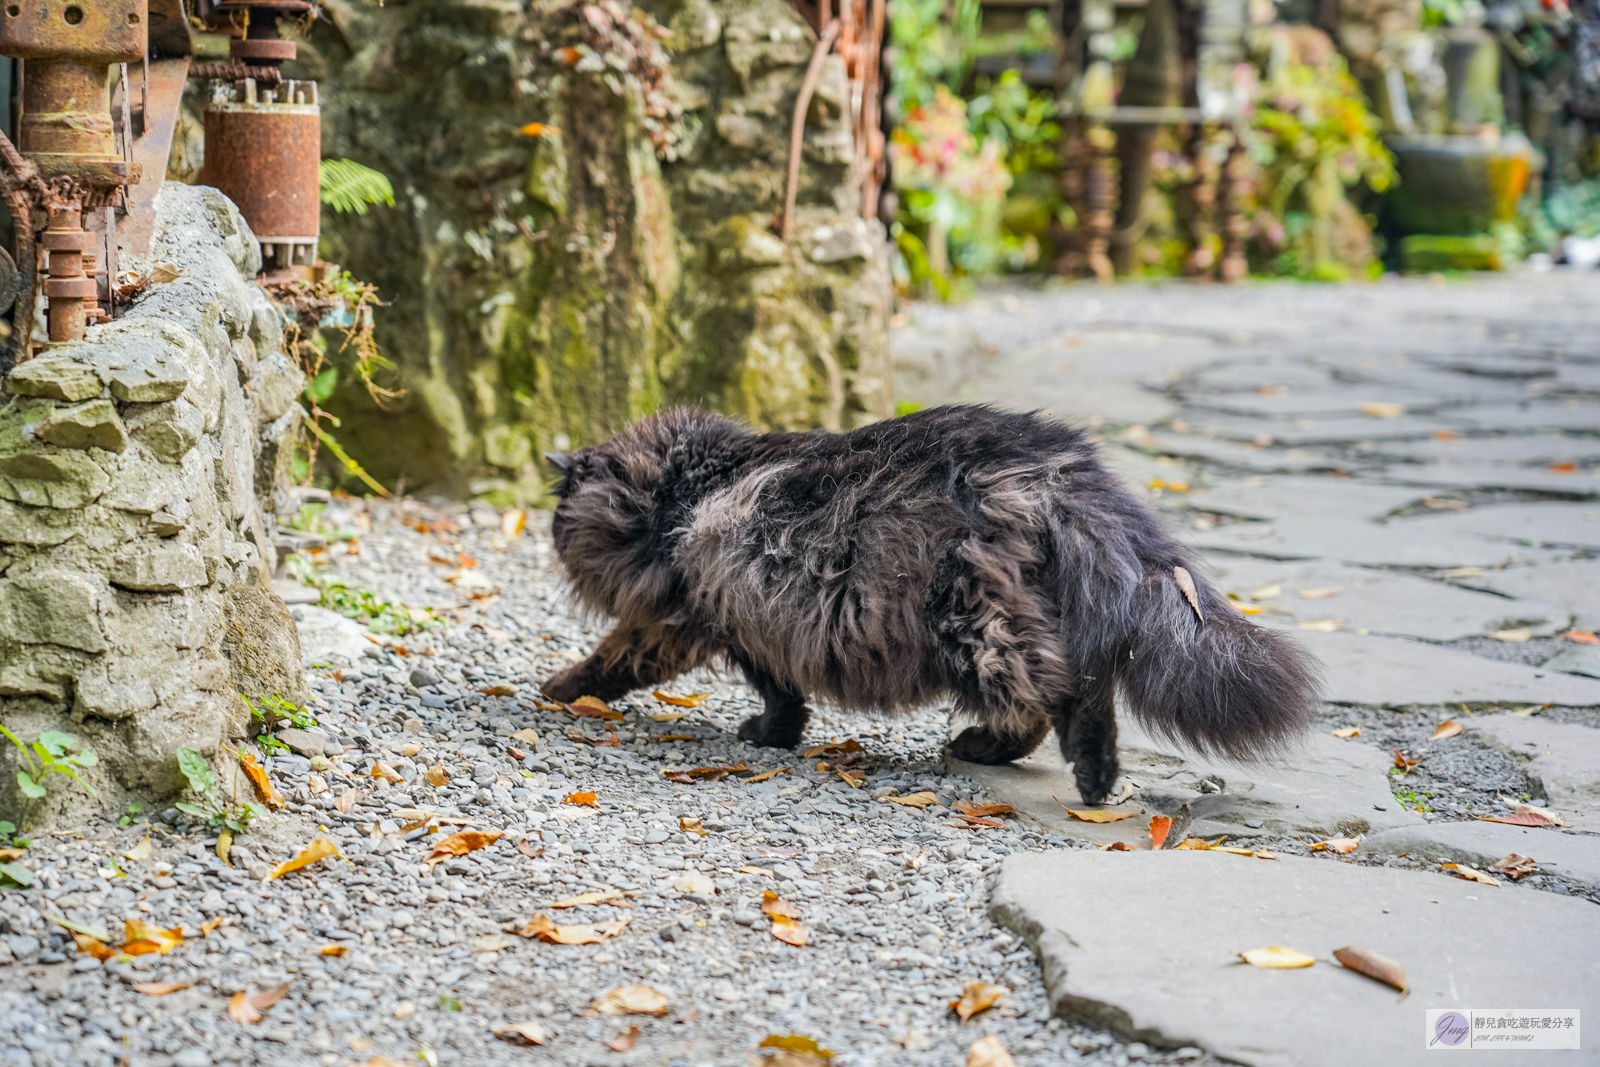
1112,564,1322,759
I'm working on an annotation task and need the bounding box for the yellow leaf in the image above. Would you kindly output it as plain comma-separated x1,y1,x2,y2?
1250,582,1281,601
334,788,360,814
472,933,518,952
72,932,115,960
307,773,328,795
1053,799,1137,822
739,865,774,876
1442,863,1500,887
880,791,939,809
953,800,1018,817
1298,586,1340,599
132,980,192,996
1299,618,1343,632
609,1024,641,1053
266,838,342,881
123,918,183,955
770,913,809,946
370,761,404,784
1333,946,1409,997
148,262,183,284
480,685,517,697
123,837,152,862
508,913,631,944
1238,946,1315,968
493,1021,547,1045
1359,401,1404,418
672,871,716,894
320,944,347,957
760,1034,834,1059
949,980,1007,1022
1172,835,1226,850
518,122,560,137
1331,727,1361,738
1308,835,1362,854
594,984,670,1015
510,728,540,745
1430,719,1463,740
215,831,233,867
967,1034,1017,1067
744,766,788,784
653,690,711,707
649,712,688,723
425,763,450,788
548,889,623,909
200,916,227,937
228,982,290,1024
238,751,284,810
563,791,598,807
803,739,863,758
837,769,865,788
680,816,709,837
424,830,502,869
761,890,801,918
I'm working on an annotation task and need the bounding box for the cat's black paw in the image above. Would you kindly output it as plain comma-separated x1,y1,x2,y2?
1073,754,1120,806
737,713,804,749
542,656,626,704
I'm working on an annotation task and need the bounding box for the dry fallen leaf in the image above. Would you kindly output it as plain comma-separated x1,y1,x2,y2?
607,1024,641,1052
1333,946,1408,997
1442,863,1501,887
966,1033,1018,1067
237,751,284,810
740,865,775,877
492,1021,547,1046
649,711,688,723
1298,618,1343,632
1309,835,1362,854
509,913,631,945
425,763,451,788
123,837,153,862
228,983,290,1024
770,913,809,946
563,791,599,807
672,871,716,894
320,944,347,957
1489,853,1539,879
1148,814,1174,851
1430,720,1463,741
516,839,545,859
1173,566,1203,622
148,262,183,284
1393,750,1419,772
759,1034,834,1060
569,696,624,720
1489,628,1533,643
952,800,1018,818
519,121,561,136
803,739,864,758
480,685,517,697
123,918,184,955
1331,727,1361,738
1054,799,1137,823
472,933,518,953
1238,946,1316,969
837,769,866,788
1298,586,1340,599
680,817,709,838
761,890,801,919
72,932,115,960
266,838,341,882
216,831,233,867
949,980,1008,1022
500,508,527,538
370,761,405,784
1567,629,1600,645
1482,811,1558,828
1173,836,1226,850
1250,582,1282,602
595,984,670,1015
200,916,226,937
1495,795,1568,825
1359,401,1404,418
424,831,503,869
334,789,360,814
132,980,192,996
745,767,788,784
307,773,328,795
880,791,939,809
653,690,711,707
550,889,623,909
510,728,540,745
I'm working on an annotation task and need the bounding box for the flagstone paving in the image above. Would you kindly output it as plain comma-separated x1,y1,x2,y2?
903,271,1600,1066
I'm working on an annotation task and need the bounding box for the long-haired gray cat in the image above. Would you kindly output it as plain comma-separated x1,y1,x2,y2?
540,405,1320,803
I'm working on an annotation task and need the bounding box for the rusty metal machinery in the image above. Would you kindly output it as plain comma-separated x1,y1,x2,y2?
0,1,147,343
194,0,319,281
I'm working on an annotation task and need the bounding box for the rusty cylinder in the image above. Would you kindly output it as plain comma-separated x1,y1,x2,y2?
198,79,320,278
42,206,96,343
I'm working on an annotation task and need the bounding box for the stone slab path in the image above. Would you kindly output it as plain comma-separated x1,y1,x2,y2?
901,272,1600,1065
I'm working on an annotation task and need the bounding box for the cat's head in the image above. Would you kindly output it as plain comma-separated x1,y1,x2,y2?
547,408,738,620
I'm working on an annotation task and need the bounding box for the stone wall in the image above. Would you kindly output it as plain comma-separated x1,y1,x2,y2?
0,184,304,826
288,0,892,496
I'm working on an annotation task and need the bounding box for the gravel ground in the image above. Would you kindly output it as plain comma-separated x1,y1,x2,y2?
0,498,1222,1067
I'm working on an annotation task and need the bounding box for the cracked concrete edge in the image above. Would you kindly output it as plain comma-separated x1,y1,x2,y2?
988,887,1219,1057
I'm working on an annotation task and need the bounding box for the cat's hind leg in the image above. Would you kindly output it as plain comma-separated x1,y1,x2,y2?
732,655,811,749
542,626,698,703
948,714,1050,765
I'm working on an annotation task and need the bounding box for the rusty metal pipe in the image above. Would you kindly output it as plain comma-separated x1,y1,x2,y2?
42,205,95,343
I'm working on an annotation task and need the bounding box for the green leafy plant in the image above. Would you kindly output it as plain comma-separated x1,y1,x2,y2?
244,695,318,734
173,748,258,835
1,725,97,827
0,819,29,888
286,552,435,636
1393,790,1433,813
117,802,143,828
319,158,396,215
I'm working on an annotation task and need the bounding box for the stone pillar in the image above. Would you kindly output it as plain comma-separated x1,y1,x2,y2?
0,184,305,827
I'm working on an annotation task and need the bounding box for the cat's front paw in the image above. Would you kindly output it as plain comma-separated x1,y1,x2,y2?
1072,755,1120,806
736,713,803,749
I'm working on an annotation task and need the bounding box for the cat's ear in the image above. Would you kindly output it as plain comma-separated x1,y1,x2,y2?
543,451,572,472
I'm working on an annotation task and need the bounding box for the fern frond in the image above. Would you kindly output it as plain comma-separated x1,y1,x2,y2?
318,158,395,215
